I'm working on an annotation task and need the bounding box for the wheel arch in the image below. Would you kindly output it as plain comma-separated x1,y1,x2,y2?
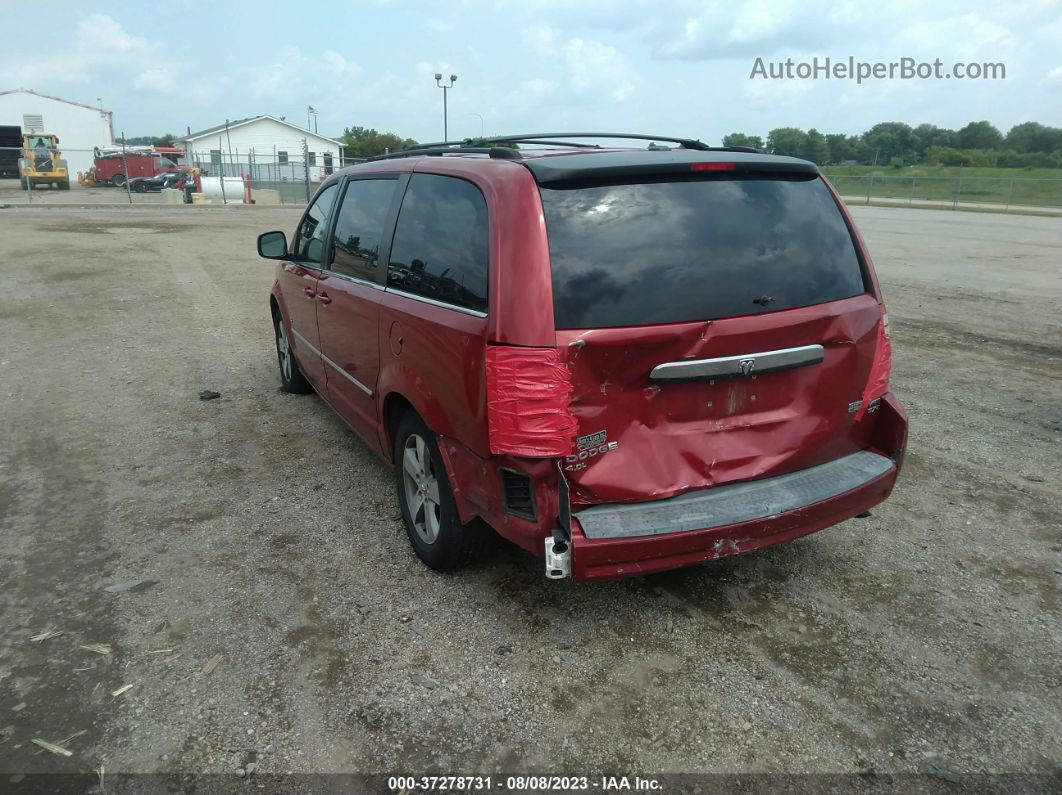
382,391,417,464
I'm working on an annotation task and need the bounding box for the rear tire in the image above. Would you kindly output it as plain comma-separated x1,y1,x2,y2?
59,180,70,190
393,412,493,571
112,173,126,187
273,311,312,394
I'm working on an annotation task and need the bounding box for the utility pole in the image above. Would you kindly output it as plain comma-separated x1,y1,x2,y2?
121,131,132,205
435,73,457,140
224,119,234,178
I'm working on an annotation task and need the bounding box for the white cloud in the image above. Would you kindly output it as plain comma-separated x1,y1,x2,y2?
519,27,639,103
1043,65,1062,88
321,51,362,81
0,13,172,99
133,68,175,93
902,14,1016,59
654,0,823,59
524,24,560,56
564,37,628,92
726,0,791,46
77,13,146,52
244,46,363,99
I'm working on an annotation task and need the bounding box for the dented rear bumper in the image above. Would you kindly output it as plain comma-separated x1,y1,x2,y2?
568,392,907,581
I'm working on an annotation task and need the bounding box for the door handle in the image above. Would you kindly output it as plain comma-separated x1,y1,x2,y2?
303,287,316,299
317,292,332,306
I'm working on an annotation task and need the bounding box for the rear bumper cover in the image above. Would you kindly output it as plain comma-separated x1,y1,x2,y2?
569,392,906,580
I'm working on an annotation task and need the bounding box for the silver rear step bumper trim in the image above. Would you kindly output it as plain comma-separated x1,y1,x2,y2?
574,450,894,540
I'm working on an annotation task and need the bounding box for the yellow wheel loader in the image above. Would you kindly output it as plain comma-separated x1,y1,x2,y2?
19,133,70,190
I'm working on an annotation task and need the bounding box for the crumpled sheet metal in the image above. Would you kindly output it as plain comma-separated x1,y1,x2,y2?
486,346,578,457
556,294,883,507
856,318,891,421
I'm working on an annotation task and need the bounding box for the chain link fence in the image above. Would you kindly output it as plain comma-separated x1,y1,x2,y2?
823,173,1062,211
3,144,1061,213
185,149,366,204
0,145,365,205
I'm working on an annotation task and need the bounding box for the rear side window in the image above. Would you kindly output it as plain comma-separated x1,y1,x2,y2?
540,176,866,329
330,178,397,281
387,173,488,313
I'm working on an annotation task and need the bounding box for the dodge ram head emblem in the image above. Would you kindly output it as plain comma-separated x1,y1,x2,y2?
739,358,756,376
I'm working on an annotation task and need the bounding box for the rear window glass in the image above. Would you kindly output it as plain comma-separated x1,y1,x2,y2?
539,175,866,329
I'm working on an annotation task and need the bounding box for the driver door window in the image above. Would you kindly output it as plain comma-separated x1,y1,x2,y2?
292,183,339,266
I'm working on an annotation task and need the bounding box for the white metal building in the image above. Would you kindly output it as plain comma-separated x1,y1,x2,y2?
177,116,344,182
0,89,114,178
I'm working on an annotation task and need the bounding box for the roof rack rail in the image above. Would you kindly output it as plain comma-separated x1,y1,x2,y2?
456,132,712,151
367,134,759,164
365,145,521,162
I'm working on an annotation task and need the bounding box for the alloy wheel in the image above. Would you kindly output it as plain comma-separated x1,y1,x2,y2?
402,433,442,544
275,320,292,382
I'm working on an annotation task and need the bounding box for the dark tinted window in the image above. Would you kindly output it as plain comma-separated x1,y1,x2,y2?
387,174,488,313
292,183,338,265
540,176,866,329
330,179,397,281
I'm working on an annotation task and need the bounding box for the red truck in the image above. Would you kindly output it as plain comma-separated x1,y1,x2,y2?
87,146,185,187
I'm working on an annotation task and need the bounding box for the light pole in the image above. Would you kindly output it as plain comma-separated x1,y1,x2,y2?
435,73,457,140
469,112,484,139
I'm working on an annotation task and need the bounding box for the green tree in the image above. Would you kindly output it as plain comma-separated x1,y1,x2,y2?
721,132,764,150
766,127,808,157
862,122,916,164
956,121,1003,150
340,125,417,158
1005,122,1062,154
912,124,955,160
825,133,854,163
800,128,830,164
118,134,176,147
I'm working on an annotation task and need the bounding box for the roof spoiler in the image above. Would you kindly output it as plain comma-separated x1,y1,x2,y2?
524,154,819,185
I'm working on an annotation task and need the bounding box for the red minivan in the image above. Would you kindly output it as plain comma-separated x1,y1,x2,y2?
257,133,907,581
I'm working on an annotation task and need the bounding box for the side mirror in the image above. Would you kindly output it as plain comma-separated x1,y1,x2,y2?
257,230,288,259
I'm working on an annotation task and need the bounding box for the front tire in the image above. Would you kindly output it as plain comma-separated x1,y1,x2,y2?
273,312,312,394
393,412,492,571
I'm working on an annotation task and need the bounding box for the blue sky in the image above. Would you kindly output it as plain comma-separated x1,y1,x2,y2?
2,0,1060,141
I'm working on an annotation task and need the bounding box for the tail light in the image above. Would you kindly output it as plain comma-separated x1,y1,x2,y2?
857,310,892,419
485,346,577,457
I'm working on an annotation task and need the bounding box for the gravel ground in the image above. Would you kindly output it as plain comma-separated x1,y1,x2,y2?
0,203,1059,791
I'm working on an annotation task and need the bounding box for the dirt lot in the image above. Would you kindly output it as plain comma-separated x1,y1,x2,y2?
0,202,1059,790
